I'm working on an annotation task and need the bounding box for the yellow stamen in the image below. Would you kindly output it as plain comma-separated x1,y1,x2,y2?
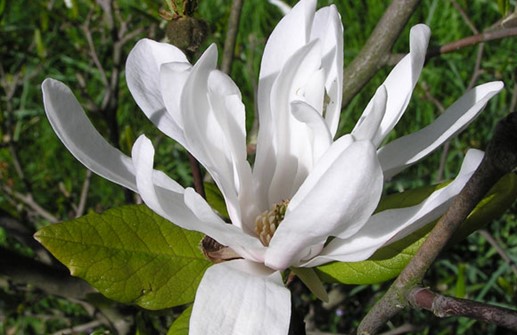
254,200,289,246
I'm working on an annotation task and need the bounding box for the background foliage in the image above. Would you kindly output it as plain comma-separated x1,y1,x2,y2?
1,0,516,334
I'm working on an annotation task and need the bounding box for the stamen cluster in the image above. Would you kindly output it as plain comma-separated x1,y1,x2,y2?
255,200,289,246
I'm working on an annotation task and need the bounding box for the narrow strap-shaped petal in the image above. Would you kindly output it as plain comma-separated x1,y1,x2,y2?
255,0,316,166
131,135,264,259
370,24,430,147
310,5,343,137
266,41,323,204
291,100,333,164
268,0,291,15
260,0,316,79
254,0,330,211
190,260,291,335
42,78,137,192
305,149,483,266
265,139,383,270
179,45,253,231
379,82,503,179
352,85,387,142
159,61,192,137
126,39,189,143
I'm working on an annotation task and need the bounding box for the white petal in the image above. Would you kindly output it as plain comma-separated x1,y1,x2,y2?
131,136,265,260
299,68,325,115
254,1,343,209
306,149,484,266
265,139,383,270
260,0,316,79
291,100,333,163
310,5,343,136
254,0,316,209
190,260,291,335
268,0,291,15
159,61,192,137
266,41,322,204
352,85,387,142
179,45,253,231
126,39,188,142
379,81,503,179
42,78,137,191
371,24,430,147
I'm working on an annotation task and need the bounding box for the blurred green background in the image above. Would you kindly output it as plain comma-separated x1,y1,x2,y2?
1,0,516,334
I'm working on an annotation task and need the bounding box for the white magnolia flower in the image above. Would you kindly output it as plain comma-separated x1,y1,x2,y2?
42,0,503,333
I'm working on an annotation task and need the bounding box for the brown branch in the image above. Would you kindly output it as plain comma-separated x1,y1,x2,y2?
2,186,59,223
51,320,104,335
427,27,517,58
82,21,109,87
466,43,485,89
450,0,478,34
188,153,206,199
0,215,53,264
76,169,92,218
509,74,517,114
479,229,517,277
419,82,448,183
342,0,422,107
408,287,517,331
358,112,517,334
0,247,94,300
378,324,423,335
221,0,244,74
1,246,134,334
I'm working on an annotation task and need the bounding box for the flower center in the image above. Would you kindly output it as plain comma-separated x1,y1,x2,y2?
254,200,289,246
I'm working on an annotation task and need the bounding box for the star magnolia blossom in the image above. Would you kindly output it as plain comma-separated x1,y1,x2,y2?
42,0,503,333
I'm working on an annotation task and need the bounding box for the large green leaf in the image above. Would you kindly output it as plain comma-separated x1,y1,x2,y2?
167,305,192,335
35,205,211,310
317,173,517,285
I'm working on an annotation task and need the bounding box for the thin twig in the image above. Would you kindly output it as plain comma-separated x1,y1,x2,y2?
435,2,484,182
188,153,206,199
3,186,59,223
387,26,517,66
466,43,485,89
358,112,517,334
0,247,94,299
51,320,104,335
76,170,92,218
82,20,109,87
378,323,422,335
509,75,517,114
479,229,517,277
0,215,52,264
419,82,447,183
450,0,478,34
427,27,517,58
221,0,244,74
408,287,517,331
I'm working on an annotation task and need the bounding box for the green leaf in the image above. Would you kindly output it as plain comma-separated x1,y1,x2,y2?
452,173,517,241
167,305,192,335
317,173,517,285
204,182,229,219
291,267,328,302
316,228,430,285
35,205,211,310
